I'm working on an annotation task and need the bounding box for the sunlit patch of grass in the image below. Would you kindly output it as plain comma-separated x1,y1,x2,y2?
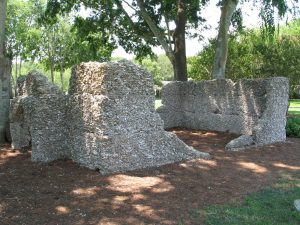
289,100,300,117
155,99,162,109
289,99,300,108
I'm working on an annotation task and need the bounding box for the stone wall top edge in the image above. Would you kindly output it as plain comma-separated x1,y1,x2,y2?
163,76,288,88
72,59,141,69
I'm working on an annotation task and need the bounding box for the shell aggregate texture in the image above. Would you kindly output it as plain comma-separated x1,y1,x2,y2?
158,78,289,151
10,61,209,174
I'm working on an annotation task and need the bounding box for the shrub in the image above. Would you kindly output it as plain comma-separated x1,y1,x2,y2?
135,55,173,86
188,19,300,91
290,85,300,99
286,117,300,137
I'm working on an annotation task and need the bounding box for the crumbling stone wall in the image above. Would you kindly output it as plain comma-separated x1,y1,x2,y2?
10,61,209,174
157,78,289,150
10,72,70,161
67,61,209,173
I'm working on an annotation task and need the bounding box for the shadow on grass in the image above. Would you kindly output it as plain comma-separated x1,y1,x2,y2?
203,171,300,225
288,111,300,117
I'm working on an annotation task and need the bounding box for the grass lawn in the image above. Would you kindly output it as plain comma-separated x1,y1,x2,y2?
289,99,300,116
202,172,300,225
155,99,162,109
289,99,300,108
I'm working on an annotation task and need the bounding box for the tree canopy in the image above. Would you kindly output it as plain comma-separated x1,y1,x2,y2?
5,0,116,90
189,19,300,92
211,0,299,79
46,0,209,81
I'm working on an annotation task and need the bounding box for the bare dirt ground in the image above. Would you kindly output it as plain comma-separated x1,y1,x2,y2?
1,128,300,225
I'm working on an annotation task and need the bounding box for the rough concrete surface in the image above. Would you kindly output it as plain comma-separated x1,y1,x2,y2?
158,78,289,150
10,71,70,160
10,62,209,174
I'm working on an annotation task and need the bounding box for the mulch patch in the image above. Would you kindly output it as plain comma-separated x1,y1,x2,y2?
1,128,300,225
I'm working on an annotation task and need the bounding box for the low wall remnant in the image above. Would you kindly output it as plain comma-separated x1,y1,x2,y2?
157,78,289,150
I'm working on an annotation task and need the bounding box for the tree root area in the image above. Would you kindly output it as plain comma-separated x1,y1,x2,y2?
1,128,300,225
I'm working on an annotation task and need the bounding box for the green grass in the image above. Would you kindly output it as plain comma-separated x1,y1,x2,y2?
289,99,300,116
155,99,162,109
289,99,300,108
201,172,300,225
288,109,300,116
286,117,300,137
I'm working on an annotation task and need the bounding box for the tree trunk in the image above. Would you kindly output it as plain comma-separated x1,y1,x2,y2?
0,0,6,57
137,0,188,81
59,63,64,91
50,59,54,83
0,0,11,143
136,0,174,61
11,69,16,98
19,58,22,76
0,56,11,143
212,0,238,79
15,56,18,78
173,0,188,81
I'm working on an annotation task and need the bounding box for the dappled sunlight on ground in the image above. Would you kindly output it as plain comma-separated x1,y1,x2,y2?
97,218,119,225
1,130,300,225
273,163,300,170
110,196,130,210
55,206,71,215
132,204,162,220
236,161,268,174
71,187,101,197
107,175,174,193
0,149,23,165
179,159,218,171
0,150,21,158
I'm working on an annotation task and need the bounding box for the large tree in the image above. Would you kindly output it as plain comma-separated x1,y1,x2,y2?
212,0,297,79
0,0,12,143
6,0,45,77
46,0,208,81
189,19,300,84
212,0,238,79
0,0,6,55
40,16,115,89
6,0,115,91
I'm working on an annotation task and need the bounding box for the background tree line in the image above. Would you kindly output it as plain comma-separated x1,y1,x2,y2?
188,19,300,97
3,0,300,91
6,0,115,92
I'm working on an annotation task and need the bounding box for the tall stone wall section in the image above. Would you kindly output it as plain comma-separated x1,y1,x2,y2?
157,78,289,150
10,61,209,174
67,62,209,173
